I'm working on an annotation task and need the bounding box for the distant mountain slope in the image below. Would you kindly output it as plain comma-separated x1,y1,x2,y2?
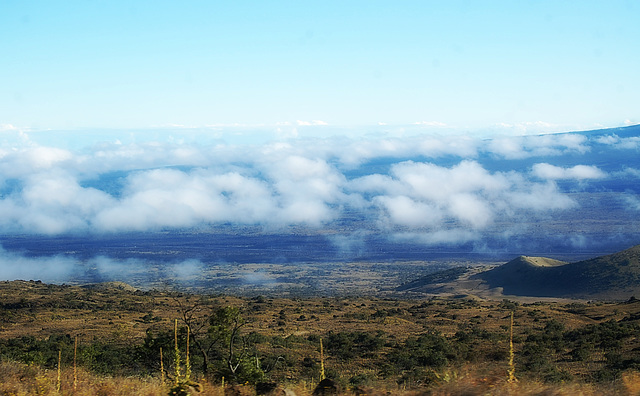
396,266,470,292
476,244,640,299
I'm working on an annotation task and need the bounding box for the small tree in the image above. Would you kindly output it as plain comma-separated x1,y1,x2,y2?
175,296,218,375
208,306,264,384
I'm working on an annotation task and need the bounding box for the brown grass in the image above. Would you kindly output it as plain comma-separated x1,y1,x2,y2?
3,281,640,394
1,360,636,395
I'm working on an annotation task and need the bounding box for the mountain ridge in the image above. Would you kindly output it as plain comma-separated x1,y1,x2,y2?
477,244,640,299
398,244,640,300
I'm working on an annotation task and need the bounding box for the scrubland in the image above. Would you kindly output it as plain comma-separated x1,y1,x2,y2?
1,280,640,395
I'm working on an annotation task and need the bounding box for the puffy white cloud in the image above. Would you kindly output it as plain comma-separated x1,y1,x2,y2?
389,161,510,203
263,155,347,223
487,133,589,159
94,168,278,231
352,159,578,237
417,135,478,158
595,134,640,149
0,171,114,234
487,137,530,159
328,135,479,166
595,134,620,145
0,126,626,248
89,154,348,231
0,147,74,178
375,195,443,228
532,163,607,180
448,193,493,228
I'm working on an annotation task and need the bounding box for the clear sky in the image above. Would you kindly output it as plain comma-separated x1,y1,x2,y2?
1,1,639,132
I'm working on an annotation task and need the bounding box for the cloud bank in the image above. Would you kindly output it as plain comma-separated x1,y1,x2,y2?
0,125,638,251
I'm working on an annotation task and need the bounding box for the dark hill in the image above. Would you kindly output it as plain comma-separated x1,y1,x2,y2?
396,266,470,292
475,244,640,299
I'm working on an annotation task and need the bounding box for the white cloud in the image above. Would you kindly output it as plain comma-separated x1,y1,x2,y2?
87,154,348,231
623,168,640,178
596,134,620,145
486,133,589,159
0,249,78,282
595,134,640,149
0,147,74,178
93,168,280,231
506,182,576,210
169,259,204,281
0,244,206,284
375,195,443,228
328,134,480,166
389,161,509,203
532,163,607,180
0,171,114,234
0,127,625,247
448,193,493,228
352,160,578,236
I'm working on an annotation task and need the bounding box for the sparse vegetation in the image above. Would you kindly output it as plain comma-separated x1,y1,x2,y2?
2,280,640,394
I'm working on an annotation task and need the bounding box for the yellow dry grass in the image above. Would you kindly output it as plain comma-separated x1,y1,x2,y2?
1,361,636,396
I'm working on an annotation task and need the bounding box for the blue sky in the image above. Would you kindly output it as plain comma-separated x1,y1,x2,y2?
1,1,638,132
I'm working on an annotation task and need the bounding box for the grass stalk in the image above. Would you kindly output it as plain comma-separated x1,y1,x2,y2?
56,349,62,393
160,347,165,385
74,335,78,392
186,324,191,381
174,318,182,385
508,311,517,383
320,337,326,381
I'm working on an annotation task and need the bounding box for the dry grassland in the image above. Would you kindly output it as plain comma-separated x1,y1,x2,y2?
1,280,640,395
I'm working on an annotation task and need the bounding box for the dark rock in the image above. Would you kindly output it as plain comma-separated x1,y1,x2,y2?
313,378,340,396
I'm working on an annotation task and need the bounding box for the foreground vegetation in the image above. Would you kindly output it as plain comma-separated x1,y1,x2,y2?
4,360,640,396
2,280,640,395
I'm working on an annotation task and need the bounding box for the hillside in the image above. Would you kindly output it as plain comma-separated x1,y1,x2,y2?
3,279,640,395
476,244,640,299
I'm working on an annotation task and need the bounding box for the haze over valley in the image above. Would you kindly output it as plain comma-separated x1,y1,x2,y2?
1,124,639,294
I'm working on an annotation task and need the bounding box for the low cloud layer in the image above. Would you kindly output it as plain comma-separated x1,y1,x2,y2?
0,125,637,249
0,246,206,285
